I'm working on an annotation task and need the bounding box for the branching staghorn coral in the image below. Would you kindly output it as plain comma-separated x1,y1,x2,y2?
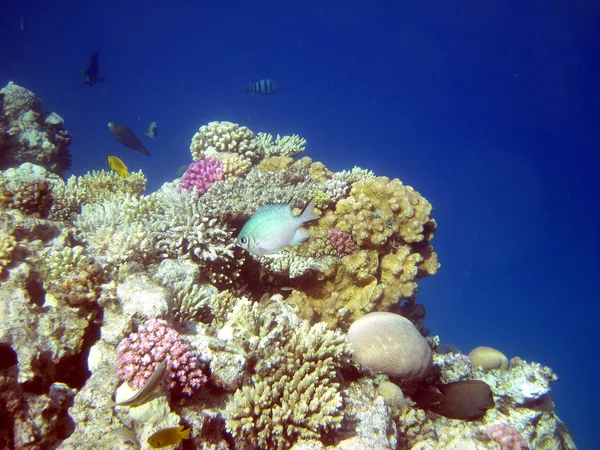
257,132,307,158
150,184,243,287
49,169,146,221
224,297,351,450
333,166,375,184
74,193,156,275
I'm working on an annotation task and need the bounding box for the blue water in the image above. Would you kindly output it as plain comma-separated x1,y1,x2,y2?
2,0,599,447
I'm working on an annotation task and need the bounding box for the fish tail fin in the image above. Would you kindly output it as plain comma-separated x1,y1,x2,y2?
290,227,310,246
299,198,319,222
180,427,191,439
244,83,254,93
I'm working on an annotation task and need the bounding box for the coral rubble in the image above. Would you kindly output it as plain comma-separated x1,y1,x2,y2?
0,90,576,450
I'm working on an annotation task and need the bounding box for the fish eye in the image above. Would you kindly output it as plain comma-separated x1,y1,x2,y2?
240,237,248,244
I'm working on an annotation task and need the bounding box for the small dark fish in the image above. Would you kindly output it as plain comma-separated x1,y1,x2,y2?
108,122,150,156
81,49,105,87
245,78,279,95
145,121,158,139
412,380,495,420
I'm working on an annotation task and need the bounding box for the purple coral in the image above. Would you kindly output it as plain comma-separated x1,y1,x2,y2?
328,229,356,256
484,423,529,450
116,318,207,396
178,157,224,194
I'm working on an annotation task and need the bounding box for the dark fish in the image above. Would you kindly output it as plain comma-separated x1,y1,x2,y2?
245,78,279,95
108,122,150,156
412,380,495,420
81,49,105,87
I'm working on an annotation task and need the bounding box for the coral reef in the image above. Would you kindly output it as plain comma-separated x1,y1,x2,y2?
0,104,577,449
0,82,72,176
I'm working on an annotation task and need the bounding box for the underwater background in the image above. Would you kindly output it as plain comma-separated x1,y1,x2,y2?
1,0,599,448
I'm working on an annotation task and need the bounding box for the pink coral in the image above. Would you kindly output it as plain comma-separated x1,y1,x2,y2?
178,157,224,194
484,423,529,450
328,229,356,256
116,318,207,396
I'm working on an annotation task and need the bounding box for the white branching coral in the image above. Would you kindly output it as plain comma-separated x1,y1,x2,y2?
257,132,307,158
73,193,156,273
333,166,375,184
150,185,243,286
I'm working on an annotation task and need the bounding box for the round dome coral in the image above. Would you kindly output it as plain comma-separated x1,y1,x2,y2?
348,312,432,382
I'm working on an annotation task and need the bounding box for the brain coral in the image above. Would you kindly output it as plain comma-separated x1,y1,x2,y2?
348,312,432,382
469,346,509,371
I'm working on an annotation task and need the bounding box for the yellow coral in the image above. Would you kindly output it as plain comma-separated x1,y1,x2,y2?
286,176,439,328
0,231,17,275
258,156,295,172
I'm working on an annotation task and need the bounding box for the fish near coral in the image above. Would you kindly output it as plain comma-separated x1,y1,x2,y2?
412,380,495,420
147,426,190,448
245,78,279,95
108,358,168,407
108,122,150,156
237,198,319,256
81,49,105,87
107,155,129,178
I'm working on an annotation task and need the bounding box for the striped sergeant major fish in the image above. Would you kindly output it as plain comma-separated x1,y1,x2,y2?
245,78,279,95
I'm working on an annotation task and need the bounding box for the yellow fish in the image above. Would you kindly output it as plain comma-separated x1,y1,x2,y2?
107,155,129,177
147,426,190,448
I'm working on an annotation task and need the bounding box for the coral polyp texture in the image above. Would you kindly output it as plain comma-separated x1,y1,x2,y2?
0,88,576,450
116,318,207,396
178,157,224,194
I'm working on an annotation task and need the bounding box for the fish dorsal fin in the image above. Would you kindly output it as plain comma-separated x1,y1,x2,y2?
253,203,292,217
